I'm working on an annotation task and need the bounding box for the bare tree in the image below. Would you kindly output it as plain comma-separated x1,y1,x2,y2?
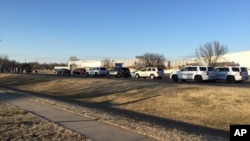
102,58,114,69
135,53,166,69
69,56,79,61
195,41,228,66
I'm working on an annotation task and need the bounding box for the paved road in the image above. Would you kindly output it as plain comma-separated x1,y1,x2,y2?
0,91,156,141
27,73,250,88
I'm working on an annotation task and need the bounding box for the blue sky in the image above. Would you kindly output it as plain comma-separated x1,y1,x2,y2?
0,0,249,63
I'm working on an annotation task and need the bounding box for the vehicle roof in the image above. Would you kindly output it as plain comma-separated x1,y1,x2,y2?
113,67,129,68
215,66,246,68
183,66,214,67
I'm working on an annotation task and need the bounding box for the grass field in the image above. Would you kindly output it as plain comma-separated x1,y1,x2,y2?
0,101,88,141
1,73,250,139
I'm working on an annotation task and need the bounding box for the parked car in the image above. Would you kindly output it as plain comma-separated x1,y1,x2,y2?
170,66,216,82
215,66,249,83
53,69,58,73
57,68,71,75
134,67,164,79
72,68,86,75
85,67,108,76
108,67,131,78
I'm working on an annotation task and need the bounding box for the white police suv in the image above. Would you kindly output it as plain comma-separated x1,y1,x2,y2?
170,66,216,82
215,66,249,83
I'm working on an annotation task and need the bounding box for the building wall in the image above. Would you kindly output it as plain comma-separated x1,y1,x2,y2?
67,50,250,70
169,59,197,69
168,50,250,68
113,58,137,67
218,51,250,67
68,60,103,68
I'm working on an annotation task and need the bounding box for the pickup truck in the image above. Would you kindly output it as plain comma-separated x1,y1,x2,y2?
134,67,164,79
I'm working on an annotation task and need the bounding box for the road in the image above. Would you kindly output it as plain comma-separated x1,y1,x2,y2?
32,73,250,88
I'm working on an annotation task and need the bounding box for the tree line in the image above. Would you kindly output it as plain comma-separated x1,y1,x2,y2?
131,40,228,69
1,40,229,72
0,56,67,72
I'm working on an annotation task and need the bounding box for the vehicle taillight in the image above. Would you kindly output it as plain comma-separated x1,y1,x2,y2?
240,71,242,76
206,71,208,75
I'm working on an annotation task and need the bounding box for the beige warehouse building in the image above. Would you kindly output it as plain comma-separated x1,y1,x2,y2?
67,50,250,71
169,50,250,69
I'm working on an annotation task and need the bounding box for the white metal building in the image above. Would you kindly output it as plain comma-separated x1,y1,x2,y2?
67,60,103,71
67,58,138,69
113,58,137,67
68,60,103,68
218,51,250,67
66,50,250,71
169,50,250,68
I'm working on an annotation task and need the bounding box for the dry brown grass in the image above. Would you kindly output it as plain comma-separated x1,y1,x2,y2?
1,73,250,132
0,102,88,140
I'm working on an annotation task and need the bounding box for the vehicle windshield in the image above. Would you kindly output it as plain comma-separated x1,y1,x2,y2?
241,67,247,72
157,68,163,71
232,68,240,72
208,67,214,71
122,68,129,71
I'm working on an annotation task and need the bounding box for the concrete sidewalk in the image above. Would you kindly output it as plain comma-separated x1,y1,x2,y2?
0,92,156,141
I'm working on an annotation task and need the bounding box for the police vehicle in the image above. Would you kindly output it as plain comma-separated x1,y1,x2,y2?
215,66,249,83
170,66,216,82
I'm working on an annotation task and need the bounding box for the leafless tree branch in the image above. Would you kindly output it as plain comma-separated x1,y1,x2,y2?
195,41,227,66
135,53,166,69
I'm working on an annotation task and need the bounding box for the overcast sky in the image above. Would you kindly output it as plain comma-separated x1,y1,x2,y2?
0,0,249,63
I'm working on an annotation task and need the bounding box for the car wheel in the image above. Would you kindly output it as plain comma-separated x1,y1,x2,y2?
195,75,203,82
172,75,178,82
150,74,155,79
227,76,235,83
85,72,89,76
210,80,216,83
135,74,140,79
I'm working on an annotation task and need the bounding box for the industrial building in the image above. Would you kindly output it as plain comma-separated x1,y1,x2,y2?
65,50,250,72
67,58,138,70
169,50,250,69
